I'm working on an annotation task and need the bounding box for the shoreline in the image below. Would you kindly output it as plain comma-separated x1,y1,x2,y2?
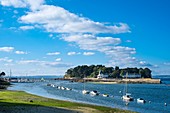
0,90,136,113
55,78,161,84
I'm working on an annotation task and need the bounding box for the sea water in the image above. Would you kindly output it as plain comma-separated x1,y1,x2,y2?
8,75,170,113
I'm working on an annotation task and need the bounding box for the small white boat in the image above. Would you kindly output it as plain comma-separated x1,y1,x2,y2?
61,86,66,90
137,98,145,103
57,86,61,89
122,93,133,101
66,87,72,90
82,90,90,94
103,94,109,97
90,90,99,96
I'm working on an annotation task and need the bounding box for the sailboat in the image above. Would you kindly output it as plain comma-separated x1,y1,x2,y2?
122,72,133,101
82,77,90,94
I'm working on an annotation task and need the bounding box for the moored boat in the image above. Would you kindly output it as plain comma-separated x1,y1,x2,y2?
137,98,146,103
61,86,66,90
66,87,72,90
122,93,133,101
82,90,90,94
90,90,99,96
103,94,109,97
122,73,133,101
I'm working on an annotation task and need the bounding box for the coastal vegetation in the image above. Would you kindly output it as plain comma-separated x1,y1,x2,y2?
64,65,152,78
0,71,6,77
0,71,10,89
0,90,136,113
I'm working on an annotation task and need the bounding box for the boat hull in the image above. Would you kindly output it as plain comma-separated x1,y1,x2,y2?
82,90,90,94
137,98,145,103
122,95,133,101
90,91,99,96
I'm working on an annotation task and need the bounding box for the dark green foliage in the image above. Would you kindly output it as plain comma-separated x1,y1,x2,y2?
64,65,152,78
0,72,6,77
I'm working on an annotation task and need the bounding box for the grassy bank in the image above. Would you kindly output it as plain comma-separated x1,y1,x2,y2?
0,90,136,113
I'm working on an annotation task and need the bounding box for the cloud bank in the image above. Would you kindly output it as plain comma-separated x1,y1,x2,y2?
0,0,155,72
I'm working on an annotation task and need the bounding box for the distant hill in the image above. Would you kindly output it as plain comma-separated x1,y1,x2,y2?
64,65,152,78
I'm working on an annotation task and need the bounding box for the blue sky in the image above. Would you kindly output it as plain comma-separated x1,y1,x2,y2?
0,0,170,76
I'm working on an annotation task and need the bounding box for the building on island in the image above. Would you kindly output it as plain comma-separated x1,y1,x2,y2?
97,70,108,79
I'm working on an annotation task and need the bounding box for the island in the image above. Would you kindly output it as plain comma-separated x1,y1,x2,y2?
63,65,161,84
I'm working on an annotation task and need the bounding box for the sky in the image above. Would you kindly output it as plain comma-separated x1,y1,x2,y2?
0,0,170,76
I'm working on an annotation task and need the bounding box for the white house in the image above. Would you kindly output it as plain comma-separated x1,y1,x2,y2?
97,70,108,79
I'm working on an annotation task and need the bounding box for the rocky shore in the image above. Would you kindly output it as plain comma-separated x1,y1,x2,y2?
55,78,161,84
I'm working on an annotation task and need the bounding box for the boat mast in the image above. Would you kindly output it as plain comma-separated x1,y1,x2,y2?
126,72,128,94
10,69,12,78
83,74,85,90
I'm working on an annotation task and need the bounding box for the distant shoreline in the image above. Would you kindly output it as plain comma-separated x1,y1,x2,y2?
55,78,161,84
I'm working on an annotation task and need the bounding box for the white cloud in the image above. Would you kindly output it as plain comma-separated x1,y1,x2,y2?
0,47,14,52
139,61,156,67
44,62,72,68
83,52,95,56
67,52,81,56
9,27,17,30
15,51,28,54
47,52,60,56
67,52,76,56
19,25,34,30
126,40,132,43
26,0,44,11
1,0,130,34
62,34,121,50
19,5,130,34
49,34,53,38
18,59,72,68
0,57,13,63
55,58,62,62
0,0,27,8
63,34,137,67
13,10,18,14
18,60,40,64
164,62,170,66
0,0,44,11
1,0,151,73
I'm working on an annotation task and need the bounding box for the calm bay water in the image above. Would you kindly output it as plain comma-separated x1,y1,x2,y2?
8,75,170,113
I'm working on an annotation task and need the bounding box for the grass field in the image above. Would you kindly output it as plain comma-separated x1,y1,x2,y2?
0,90,136,113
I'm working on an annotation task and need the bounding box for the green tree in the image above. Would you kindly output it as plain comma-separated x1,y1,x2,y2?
115,66,119,71
120,70,125,77
144,68,152,78
0,72,5,77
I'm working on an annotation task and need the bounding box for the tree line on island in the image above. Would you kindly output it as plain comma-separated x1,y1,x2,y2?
64,65,152,78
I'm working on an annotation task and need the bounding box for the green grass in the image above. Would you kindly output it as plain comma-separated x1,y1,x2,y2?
0,90,136,113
